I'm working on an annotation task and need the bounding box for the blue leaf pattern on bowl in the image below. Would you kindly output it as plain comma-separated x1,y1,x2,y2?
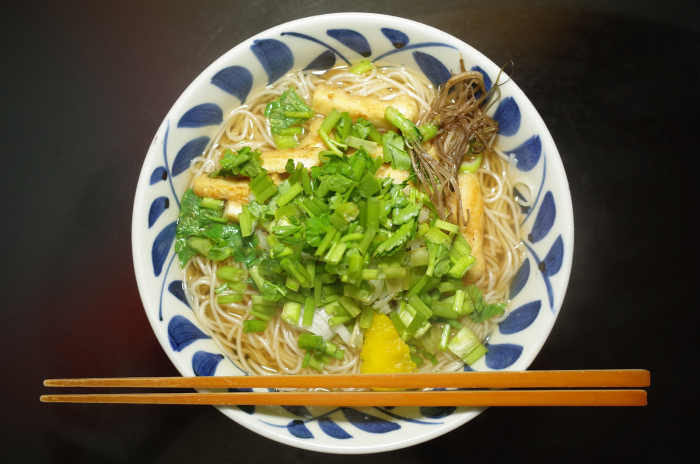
192,351,224,376
372,42,457,64
413,51,451,87
492,97,521,136
211,66,253,102
375,407,445,424
287,420,314,439
168,315,209,351
381,28,409,48
172,137,209,177
251,39,294,85
281,405,312,418
177,103,223,128
150,166,167,185
281,32,351,66
498,301,541,335
420,406,457,419
341,408,401,433
542,235,564,277
530,192,556,243
509,135,542,172
148,196,169,228
228,388,255,414
513,187,531,214
327,29,371,57
304,50,336,71
167,280,188,307
152,221,177,276
509,258,530,300
318,417,353,439
485,343,523,370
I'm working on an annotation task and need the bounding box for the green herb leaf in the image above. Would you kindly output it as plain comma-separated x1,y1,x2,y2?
264,88,314,134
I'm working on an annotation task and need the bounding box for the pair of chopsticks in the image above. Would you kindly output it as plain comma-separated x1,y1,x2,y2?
41,370,649,407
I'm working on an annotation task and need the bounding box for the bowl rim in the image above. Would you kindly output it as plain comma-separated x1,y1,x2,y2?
132,11,574,453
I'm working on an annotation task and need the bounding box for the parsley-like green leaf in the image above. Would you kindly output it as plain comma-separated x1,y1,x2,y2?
264,88,314,134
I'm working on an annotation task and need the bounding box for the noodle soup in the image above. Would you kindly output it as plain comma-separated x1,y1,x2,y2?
177,64,529,379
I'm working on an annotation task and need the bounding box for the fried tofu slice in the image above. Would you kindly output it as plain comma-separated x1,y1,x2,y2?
312,83,419,129
259,148,322,173
376,163,410,184
298,117,326,149
455,172,485,281
193,175,250,203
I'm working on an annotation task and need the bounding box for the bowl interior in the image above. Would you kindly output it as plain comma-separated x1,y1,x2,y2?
132,13,573,453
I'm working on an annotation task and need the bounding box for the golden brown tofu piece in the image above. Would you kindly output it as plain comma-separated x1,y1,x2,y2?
224,202,244,221
193,175,250,204
259,148,322,173
455,172,485,281
376,163,410,184
312,83,419,129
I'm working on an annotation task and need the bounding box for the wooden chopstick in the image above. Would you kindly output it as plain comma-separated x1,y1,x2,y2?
44,369,649,390
40,390,647,406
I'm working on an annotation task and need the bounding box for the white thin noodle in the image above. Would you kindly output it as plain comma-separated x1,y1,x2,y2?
182,66,525,384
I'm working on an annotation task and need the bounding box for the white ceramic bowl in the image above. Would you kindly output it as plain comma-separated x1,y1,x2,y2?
132,13,574,453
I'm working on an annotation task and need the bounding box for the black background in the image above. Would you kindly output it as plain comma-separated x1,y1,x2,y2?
2,0,698,462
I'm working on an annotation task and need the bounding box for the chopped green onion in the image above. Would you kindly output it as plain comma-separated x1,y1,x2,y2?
214,283,228,294
315,227,338,257
307,354,325,371
320,109,343,133
447,326,483,362
281,300,302,326
338,295,362,317
418,123,438,141
384,106,422,142
201,197,224,210
300,167,313,195
361,269,380,280
276,182,304,207
406,295,433,318
255,183,279,203
319,130,346,155
453,289,466,315
390,310,407,335
381,266,406,279
409,248,430,267
439,324,451,352
328,314,354,327
345,136,377,154
302,296,315,326
424,226,451,245
325,241,348,265
463,344,488,365
216,266,246,282
298,333,324,353
431,301,460,319
434,219,460,234
302,350,312,368
274,134,299,149
447,254,477,279
217,294,244,304
359,306,374,329
279,126,304,135
459,153,484,172
243,319,267,333
349,59,373,74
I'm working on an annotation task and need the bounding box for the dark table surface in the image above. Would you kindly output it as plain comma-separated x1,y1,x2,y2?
2,0,698,462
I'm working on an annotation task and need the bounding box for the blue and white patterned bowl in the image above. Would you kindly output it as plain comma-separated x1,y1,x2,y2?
132,13,574,453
